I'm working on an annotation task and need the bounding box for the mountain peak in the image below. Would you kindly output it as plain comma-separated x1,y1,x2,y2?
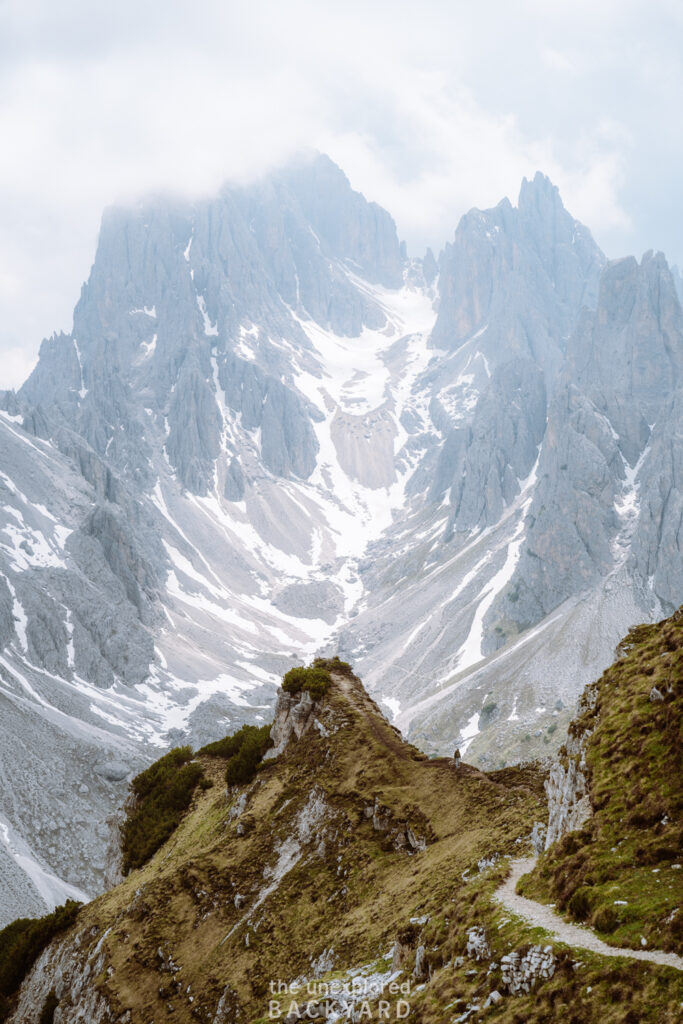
518,170,562,208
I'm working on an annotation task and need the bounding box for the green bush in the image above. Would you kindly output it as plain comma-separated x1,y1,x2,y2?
121,746,205,874
223,725,273,787
199,723,273,789
282,663,331,700
313,656,354,677
199,727,258,759
568,886,592,921
0,902,80,1022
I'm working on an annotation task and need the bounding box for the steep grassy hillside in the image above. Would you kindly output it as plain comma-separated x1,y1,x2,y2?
5,652,682,1023
520,609,682,953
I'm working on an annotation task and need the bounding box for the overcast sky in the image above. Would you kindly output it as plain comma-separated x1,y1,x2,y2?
1,0,682,388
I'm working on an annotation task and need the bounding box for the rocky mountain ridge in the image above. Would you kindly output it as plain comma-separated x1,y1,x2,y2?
0,153,681,924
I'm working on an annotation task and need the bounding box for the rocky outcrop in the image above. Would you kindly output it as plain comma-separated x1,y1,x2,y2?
544,745,591,849
500,944,556,995
8,928,114,1024
218,352,319,480
544,690,596,849
265,688,319,758
466,926,490,961
82,505,159,619
501,251,683,628
431,172,603,380
630,388,683,611
362,796,427,853
436,359,546,527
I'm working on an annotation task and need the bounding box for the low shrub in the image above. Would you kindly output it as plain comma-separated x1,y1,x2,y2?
223,725,273,786
313,656,354,677
121,746,205,874
199,723,273,788
479,701,499,729
568,886,592,922
0,902,81,1022
282,663,332,699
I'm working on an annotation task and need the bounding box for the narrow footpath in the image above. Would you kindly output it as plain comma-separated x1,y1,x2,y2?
493,858,683,972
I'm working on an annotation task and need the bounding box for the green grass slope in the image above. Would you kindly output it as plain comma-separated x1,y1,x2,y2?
520,609,682,954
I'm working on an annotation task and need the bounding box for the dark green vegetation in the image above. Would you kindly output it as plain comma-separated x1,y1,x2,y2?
0,901,80,1022
200,723,273,786
121,724,274,874
281,656,354,699
282,663,332,699
520,609,683,954
121,746,205,874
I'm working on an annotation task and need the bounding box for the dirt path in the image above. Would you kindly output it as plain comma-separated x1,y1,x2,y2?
493,857,683,972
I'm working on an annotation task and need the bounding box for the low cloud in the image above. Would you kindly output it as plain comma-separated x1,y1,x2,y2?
0,0,681,387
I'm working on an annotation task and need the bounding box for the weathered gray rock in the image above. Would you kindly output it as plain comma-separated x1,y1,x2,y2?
223,455,245,501
431,172,604,383
630,389,683,611
530,822,547,855
414,943,428,980
545,751,591,849
219,353,318,480
7,927,114,1024
544,684,596,850
466,926,491,961
273,581,343,624
496,251,683,633
265,688,317,759
500,944,556,995
94,760,131,782
436,360,546,528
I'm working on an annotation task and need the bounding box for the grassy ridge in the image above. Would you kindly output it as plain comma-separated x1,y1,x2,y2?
519,609,683,953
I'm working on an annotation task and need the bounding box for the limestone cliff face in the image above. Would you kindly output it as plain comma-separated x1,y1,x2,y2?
544,683,596,849
544,733,592,850
497,250,683,632
9,929,114,1024
20,154,401,497
265,687,321,758
430,172,604,381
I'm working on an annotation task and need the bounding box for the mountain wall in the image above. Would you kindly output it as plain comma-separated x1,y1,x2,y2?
0,154,680,923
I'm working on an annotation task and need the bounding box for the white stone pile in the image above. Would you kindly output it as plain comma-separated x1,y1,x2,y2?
500,944,556,994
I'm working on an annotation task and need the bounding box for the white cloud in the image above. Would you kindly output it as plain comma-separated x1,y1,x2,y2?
0,0,681,386
1,348,38,391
